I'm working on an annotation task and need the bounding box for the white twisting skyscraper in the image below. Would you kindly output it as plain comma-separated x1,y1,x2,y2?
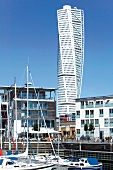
57,5,84,117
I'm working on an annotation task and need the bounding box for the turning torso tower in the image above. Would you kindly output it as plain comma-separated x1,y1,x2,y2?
57,5,84,118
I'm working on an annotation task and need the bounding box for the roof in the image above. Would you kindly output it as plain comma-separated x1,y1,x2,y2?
76,94,113,102
0,85,56,92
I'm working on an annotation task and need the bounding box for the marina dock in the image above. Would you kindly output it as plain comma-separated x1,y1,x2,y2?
2,140,113,170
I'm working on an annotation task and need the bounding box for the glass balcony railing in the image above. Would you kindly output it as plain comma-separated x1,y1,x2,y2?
109,113,113,117
76,134,80,137
99,114,103,117
105,103,113,107
81,106,84,109
81,124,84,127
95,104,103,108
85,115,89,118
86,104,94,108
76,115,80,118
104,124,108,127
95,123,99,127
110,132,113,136
90,114,94,118
109,123,113,127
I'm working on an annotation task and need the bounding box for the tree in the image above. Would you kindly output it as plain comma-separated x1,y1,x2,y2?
84,124,88,134
89,123,95,137
89,123,95,132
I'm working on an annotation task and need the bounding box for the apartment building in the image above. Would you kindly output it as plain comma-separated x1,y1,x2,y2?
76,95,113,140
0,86,56,140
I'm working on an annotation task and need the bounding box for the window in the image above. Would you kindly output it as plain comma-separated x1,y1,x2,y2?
81,101,84,106
104,118,108,127
99,109,103,117
109,109,113,113
81,120,84,124
85,101,88,105
77,129,80,134
90,110,94,118
110,128,113,133
81,120,84,127
110,128,113,136
90,119,94,124
85,110,89,118
110,118,113,126
109,109,113,117
95,119,99,126
95,119,99,124
96,101,103,105
99,109,103,114
76,111,80,118
86,119,89,124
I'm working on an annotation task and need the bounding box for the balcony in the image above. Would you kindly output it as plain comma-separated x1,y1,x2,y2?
85,115,89,118
110,132,113,136
81,106,84,109
95,124,99,127
76,134,80,137
104,124,108,127
86,104,94,108
81,124,84,127
105,103,113,107
95,104,103,108
109,123,113,127
99,114,103,117
109,113,113,117
90,114,94,118
76,115,80,118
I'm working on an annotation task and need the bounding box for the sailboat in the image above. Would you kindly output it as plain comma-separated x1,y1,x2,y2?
0,65,55,170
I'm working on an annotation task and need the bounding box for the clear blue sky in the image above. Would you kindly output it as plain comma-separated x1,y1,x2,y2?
0,0,113,98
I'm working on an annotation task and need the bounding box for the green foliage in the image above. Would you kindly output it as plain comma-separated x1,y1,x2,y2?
89,123,95,132
84,124,88,132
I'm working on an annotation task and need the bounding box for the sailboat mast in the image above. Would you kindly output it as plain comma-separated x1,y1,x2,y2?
26,65,29,152
15,79,18,151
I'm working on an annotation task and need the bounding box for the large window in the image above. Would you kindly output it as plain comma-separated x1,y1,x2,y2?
90,119,94,124
104,118,108,127
110,128,113,136
109,109,113,117
95,119,99,127
86,119,89,124
90,110,94,118
99,109,103,117
81,120,84,127
77,129,80,134
85,110,89,118
81,101,84,106
110,118,113,126
76,111,80,118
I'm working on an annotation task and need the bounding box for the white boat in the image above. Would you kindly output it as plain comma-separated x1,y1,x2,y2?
32,155,47,163
50,157,103,170
0,157,54,170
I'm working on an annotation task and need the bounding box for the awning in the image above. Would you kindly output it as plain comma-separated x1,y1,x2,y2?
29,128,61,134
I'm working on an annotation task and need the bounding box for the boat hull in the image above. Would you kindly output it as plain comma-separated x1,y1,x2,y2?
0,163,54,170
68,165,102,170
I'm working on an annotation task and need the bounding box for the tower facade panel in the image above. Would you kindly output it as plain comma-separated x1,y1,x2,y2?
57,5,84,117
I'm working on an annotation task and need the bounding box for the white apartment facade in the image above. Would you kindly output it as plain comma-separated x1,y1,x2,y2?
57,5,84,118
76,95,113,139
